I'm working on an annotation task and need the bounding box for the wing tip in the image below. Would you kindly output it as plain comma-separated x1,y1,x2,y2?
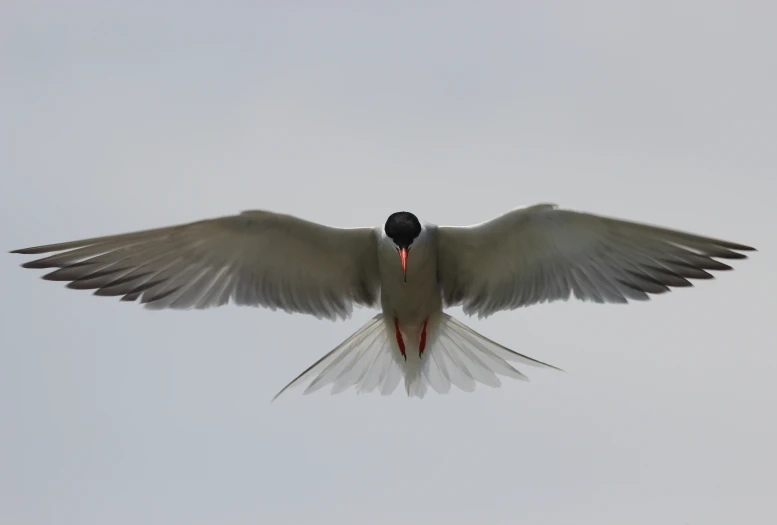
722,242,757,253
20,260,50,269
11,248,39,256
11,245,60,255
715,247,756,259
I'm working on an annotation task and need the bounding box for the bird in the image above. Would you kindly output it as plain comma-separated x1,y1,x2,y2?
11,203,755,399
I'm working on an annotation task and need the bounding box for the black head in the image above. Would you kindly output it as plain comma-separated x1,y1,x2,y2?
384,211,422,248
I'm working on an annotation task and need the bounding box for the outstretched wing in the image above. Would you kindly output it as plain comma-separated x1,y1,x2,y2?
437,203,755,318
12,210,380,320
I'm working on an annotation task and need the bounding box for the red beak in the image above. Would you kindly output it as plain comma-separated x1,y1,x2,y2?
397,247,408,283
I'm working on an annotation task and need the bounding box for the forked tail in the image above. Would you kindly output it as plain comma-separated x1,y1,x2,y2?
272,313,561,400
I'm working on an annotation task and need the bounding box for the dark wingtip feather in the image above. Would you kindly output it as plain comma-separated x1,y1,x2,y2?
11,246,55,255
720,251,749,260
92,278,164,298
722,242,757,252
141,287,181,304
21,260,53,269
41,262,93,281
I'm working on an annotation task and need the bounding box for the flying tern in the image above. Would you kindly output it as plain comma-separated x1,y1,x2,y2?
11,203,755,398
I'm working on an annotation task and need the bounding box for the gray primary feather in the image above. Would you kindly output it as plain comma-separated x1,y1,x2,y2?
436,203,756,318
11,210,380,320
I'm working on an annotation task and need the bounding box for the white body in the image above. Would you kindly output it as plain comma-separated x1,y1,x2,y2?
12,203,755,399
377,226,444,396
378,227,441,329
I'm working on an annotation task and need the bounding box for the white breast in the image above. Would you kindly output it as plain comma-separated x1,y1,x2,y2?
377,227,442,329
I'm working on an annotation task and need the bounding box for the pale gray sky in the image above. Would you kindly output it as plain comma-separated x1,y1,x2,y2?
1,2,776,524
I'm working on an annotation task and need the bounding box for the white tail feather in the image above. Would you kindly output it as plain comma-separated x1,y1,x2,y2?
272,313,561,400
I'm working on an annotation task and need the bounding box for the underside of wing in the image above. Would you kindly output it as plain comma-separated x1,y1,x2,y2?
12,210,380,320
437,203,756,318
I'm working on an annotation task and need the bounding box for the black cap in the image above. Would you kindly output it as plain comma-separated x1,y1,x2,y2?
384,212,421,248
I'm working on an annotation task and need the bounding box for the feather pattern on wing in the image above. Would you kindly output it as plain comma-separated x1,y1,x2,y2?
11,211,380,320
437,204,756,318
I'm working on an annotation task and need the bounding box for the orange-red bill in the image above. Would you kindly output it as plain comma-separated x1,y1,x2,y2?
397,247,408,283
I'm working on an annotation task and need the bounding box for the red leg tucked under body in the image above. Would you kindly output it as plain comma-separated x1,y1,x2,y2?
394,317,406,361
419,318,429,358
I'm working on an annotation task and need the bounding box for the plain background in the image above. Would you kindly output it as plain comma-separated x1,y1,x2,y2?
1,2,775,524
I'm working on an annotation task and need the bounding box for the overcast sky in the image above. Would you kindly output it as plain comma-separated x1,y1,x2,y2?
1,2,776,524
